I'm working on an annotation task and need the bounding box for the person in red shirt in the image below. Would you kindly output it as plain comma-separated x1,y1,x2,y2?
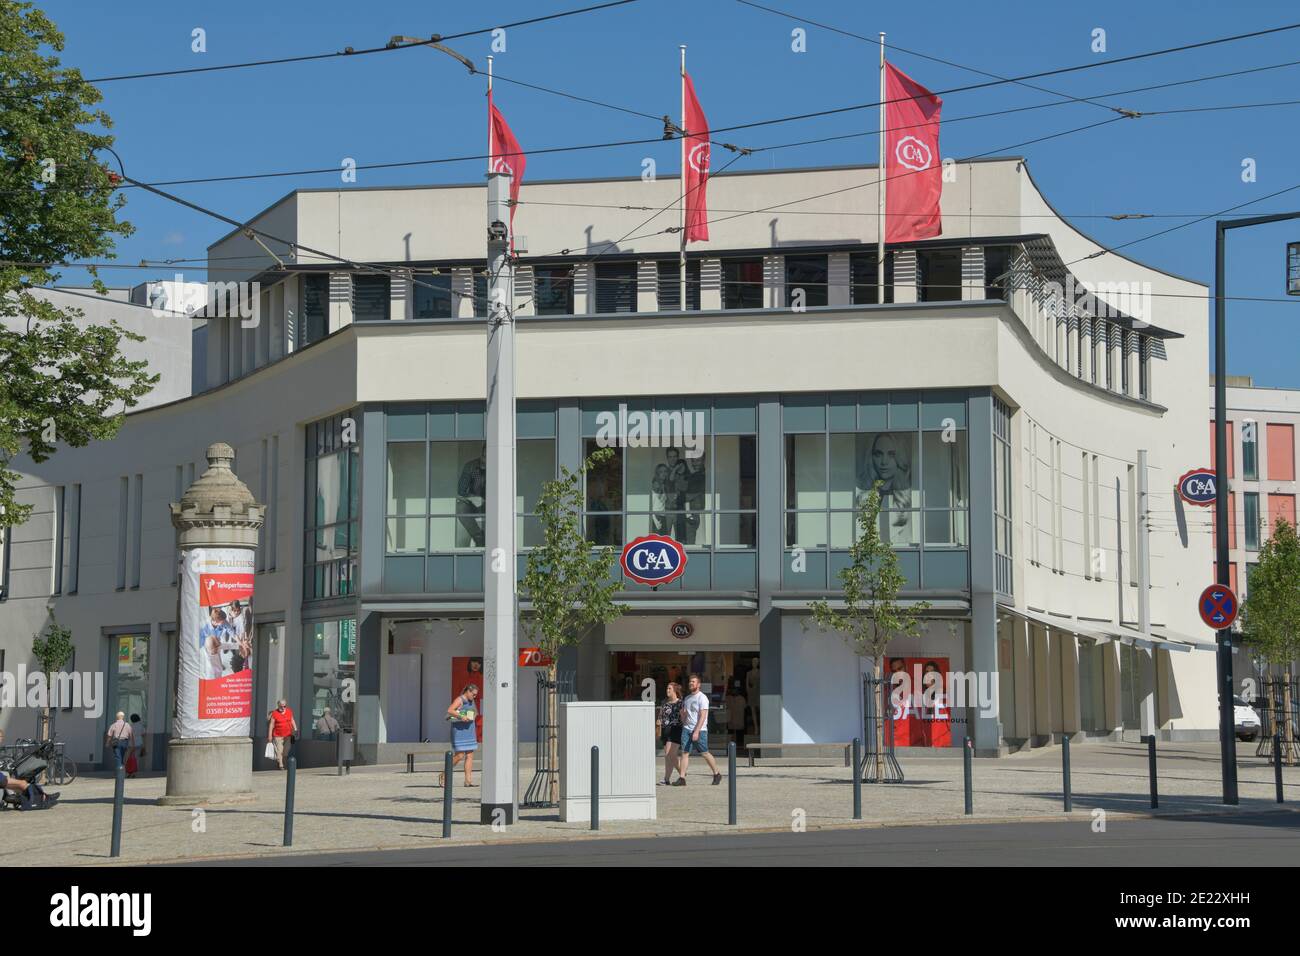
267,700,298,770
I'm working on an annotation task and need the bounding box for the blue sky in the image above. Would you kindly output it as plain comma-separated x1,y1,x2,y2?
40,0,1300,386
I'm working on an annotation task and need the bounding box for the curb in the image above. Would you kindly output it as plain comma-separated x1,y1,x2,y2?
84,802,1300,867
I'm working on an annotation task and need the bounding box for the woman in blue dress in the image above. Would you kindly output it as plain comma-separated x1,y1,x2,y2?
441,684,480,788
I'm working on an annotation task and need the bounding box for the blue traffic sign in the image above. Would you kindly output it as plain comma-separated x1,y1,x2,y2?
1198,584,1238,630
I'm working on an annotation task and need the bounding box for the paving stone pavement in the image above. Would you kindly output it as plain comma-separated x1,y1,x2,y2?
6,741,1295,865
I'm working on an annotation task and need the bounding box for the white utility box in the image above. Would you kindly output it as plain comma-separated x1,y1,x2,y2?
559,701,656,822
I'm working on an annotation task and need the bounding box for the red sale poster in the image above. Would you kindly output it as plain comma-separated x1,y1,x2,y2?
887,657,951,747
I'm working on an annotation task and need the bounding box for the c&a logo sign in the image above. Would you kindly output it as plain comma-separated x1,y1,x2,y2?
620,534,688,586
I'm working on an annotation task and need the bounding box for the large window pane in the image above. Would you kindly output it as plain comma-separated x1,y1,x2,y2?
657,260,701,311
786,434,827,509
412,272,453,319
918,249,962,302
585,440,623,510
300,274,329,346
352,275,391,321
595,262,637,313
924,510,967,547
315,451,348,527
722,258,763,310
429,442,486,549
829,434,859,509
534,266,574,316
785,255,829,308
387,443,426,516
386,517,426,553
850,251,893,305
718,513,756,548
786,511,828,548
921,431,968,510
517,439,555,514
307,620,355,738
714,436,756,511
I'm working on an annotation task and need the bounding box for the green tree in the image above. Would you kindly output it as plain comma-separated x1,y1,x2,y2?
521,447,626,803
1240,517,1300,764
0,0,156,528
32,611,73,742
808,486,930,780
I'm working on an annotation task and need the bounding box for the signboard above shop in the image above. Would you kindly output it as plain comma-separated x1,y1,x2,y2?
1176,468,1217,507
620,534,688,586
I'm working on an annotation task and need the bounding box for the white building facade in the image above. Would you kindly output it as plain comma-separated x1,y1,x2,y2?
0,158,1220,770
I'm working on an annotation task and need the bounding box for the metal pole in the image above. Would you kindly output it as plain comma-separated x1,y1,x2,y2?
442,750,453,839
679,45,687,309
590,745,599,831
283,756,296,847
109,764,124,858
852,737,863,819
482,166,518,826
1214,221,1239,806
338,735,344,777
877,32,886,304
963,735,973,815
1062,735,1072,813
1276,733,1285,803
1144,734,1158,809
727,741,737,825
1137,450,1156,740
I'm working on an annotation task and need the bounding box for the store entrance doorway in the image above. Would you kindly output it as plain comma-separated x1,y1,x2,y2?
607,650,760,753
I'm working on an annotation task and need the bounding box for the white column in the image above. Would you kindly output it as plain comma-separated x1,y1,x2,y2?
482,172,518,824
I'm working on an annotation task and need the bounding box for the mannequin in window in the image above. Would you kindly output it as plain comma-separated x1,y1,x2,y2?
745,657,760,735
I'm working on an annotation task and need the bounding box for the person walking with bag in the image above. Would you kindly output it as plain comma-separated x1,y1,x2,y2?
657,682,684,786
105,711,133,770
441,684,479,788
267,699,298,770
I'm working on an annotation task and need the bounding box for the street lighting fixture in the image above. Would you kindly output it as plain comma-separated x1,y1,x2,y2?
387,35,477,74
1213,210,1300,806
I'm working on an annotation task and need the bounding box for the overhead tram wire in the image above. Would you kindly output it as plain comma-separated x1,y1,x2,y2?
734,0,1125,115
699,19,1300,138
13,52,1300,196
0,0,644,95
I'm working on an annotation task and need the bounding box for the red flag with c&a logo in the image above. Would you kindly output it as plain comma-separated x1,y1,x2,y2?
682,72,710,242
489,91,526,245
884,63,942,243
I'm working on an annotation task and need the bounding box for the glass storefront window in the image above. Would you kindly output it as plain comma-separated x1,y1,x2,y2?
115,635,148,729
305,412,359,601
306,619,355,739
785,255,828,308
722,259,763,310
534,266,575,316
516,439,556,548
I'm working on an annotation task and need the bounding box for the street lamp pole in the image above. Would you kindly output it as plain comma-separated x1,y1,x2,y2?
1213,209,1300,806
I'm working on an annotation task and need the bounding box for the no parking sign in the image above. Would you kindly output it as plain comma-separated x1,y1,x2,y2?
1198,584,1239,630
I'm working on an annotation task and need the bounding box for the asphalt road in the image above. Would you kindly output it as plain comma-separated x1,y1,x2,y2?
187,809,1300,867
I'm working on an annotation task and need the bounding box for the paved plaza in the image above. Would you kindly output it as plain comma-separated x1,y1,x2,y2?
8,741,1295,865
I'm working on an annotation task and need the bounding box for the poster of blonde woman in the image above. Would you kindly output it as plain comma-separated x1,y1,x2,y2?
177,548,255,738
855,432,918,546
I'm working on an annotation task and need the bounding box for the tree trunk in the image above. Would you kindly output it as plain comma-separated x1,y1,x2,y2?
1286,667,1296,767
547,662,561,805
873,658,885,781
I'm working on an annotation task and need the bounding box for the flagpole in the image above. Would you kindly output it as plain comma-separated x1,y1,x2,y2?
877,33,886,304
487,55,494,176
679,44,687,310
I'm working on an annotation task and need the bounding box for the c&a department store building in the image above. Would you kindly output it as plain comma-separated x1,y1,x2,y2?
0,157,1219,769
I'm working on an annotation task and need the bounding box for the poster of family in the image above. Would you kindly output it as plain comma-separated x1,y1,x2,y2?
176,547,255,738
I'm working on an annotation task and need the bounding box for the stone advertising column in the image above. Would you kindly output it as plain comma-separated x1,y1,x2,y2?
159,443,264,805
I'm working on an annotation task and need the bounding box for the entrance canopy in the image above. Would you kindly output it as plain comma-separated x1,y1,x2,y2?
996,604,1210,653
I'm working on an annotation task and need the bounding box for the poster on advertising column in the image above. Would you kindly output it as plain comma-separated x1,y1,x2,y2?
176,547,255,738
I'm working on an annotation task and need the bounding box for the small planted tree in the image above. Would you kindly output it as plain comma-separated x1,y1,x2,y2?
32,612,73,743
1240,517,1300,764
808,486,929,781
521,447,626,803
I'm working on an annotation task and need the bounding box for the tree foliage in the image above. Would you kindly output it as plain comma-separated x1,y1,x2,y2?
520,447,626,662
32,611,73,674
0,0,156,527
807,486,930,661
1241,518,1300,667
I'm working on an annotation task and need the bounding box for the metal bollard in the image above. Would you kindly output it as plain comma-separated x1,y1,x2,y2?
1062,735,1072,813
1143,735,1158,809
109,764,125,858
963,736,973,815
1276,734,1285,804
406,753,414,774
442,750,453,839
283,756,297,847
337,737,344,777
852,737,862,820
727,742,737,826
590,746,599,831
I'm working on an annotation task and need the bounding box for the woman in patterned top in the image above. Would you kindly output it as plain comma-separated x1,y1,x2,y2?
657,681,684,786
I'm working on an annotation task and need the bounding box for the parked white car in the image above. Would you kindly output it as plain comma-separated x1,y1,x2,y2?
1234,696,1262,742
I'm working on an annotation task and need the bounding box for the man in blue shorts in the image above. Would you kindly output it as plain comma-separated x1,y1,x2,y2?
674,673,722,786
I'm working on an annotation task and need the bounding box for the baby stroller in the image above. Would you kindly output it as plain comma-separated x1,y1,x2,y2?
0,739,59,810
